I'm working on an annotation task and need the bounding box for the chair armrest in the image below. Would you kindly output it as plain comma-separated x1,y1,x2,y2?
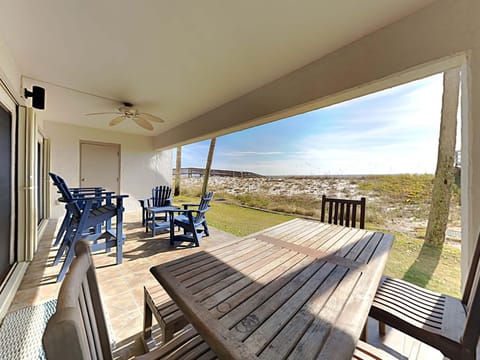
77,194,129,202
174,209,196,214
182,203,200,209
174,206,209,215
139,198,152,207
69,187,105,192
57,190,114,197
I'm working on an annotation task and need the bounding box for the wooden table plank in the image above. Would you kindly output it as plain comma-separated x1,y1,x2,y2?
218,259,327,328
189,247,290,295
179,244,276,286
258,219,304,240
327,228,370,257
298,223,345,249
247,265,350,356
169,238,259,275
286,269,361,360
289,223,330,245
255,234,364,271
236,262,339,345
151,266,256,359
194,250,301,300
314,226,358,254
204,254,311,315
279,222,330,246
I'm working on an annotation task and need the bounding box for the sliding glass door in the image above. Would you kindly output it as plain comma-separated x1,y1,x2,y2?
0,103,14,283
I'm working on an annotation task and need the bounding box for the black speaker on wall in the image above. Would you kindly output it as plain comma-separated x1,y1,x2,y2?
24,85,46,110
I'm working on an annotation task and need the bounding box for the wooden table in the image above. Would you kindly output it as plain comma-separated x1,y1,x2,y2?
150,218,394,359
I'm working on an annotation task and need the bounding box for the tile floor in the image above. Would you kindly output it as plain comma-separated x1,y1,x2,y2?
8,213,445,359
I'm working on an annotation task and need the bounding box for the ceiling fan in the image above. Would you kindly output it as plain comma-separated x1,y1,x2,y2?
86,102,165,131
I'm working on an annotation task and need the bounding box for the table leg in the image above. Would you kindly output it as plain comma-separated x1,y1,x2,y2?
169,211,175,246
152,215,156,237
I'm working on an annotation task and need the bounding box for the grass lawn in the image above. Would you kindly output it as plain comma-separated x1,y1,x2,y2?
383,231,461,297
174,196,461,297
173,196,294,237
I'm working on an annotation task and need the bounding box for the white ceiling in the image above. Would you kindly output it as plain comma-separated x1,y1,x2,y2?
0,0,436,136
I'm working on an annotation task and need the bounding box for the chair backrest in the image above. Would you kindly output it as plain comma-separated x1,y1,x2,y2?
43,240,112,360
49,172,82,219
460,231,480,352
320,195,366,229
151,185,172,207
194,191,214,223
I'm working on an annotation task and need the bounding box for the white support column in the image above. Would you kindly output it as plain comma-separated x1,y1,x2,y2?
462,47,480,286
17,106,38,262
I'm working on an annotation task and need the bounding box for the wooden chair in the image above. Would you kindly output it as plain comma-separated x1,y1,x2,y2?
42,239,173,360
49,172,127,282
140,186,172,225
321,195,366,229
171,192,213,247
369,232,480,360
43,239,113,360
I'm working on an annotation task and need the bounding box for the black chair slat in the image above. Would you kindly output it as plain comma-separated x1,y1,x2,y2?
321,195,366,229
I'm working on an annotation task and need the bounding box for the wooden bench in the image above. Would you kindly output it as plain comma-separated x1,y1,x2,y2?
149,325,398,360
143,286,189,347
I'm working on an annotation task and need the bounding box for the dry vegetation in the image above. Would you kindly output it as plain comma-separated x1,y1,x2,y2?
180,174,461,242
178,174,463,296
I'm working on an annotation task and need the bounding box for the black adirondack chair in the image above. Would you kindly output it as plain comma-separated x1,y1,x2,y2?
170,191,213,247
49,173,128,282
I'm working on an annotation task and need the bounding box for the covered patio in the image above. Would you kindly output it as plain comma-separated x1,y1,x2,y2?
8,213,445,359
0,0,480,358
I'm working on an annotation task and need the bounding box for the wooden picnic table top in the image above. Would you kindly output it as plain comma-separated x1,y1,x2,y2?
150,218,394,359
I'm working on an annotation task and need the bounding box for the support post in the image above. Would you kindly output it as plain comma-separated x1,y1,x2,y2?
425,68,460,245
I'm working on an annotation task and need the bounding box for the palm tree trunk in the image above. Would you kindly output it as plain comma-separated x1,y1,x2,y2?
202,138,216,196
174,146,181,196
425,68,460,245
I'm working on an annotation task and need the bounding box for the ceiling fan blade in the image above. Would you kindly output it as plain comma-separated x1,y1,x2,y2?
138,112,165,123
86,112,121,116
109,116,125,126
134,117,154,131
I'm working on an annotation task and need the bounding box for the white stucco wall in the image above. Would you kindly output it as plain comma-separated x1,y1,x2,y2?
0,36,20,97
44,121,172,218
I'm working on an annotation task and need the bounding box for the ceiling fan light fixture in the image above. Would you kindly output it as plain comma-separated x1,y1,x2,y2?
85,101,164,131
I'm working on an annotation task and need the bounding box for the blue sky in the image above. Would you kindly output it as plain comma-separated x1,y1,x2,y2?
175,73,455,176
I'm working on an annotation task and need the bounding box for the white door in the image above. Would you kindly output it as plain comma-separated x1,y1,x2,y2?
80,142,120,193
